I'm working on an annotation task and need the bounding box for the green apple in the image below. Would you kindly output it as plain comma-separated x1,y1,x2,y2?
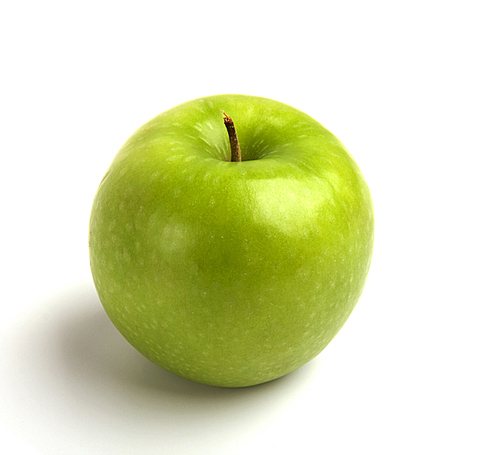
89,94,374,387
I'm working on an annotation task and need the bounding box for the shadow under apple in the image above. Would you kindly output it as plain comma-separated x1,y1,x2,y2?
0,281,318,454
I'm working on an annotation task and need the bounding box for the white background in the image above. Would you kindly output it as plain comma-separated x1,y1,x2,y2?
1,1,499,454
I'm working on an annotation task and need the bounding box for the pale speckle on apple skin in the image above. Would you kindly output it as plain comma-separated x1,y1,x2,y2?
122,250,131,263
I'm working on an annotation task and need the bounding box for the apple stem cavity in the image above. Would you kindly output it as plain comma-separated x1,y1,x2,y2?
222,111,242,162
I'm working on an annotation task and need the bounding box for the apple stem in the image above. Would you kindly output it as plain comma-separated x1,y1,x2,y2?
223,111,242,162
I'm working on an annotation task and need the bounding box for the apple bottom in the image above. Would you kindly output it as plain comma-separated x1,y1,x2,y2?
93,242,370,388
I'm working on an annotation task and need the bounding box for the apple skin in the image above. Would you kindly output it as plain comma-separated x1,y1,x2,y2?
89,94,374,387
